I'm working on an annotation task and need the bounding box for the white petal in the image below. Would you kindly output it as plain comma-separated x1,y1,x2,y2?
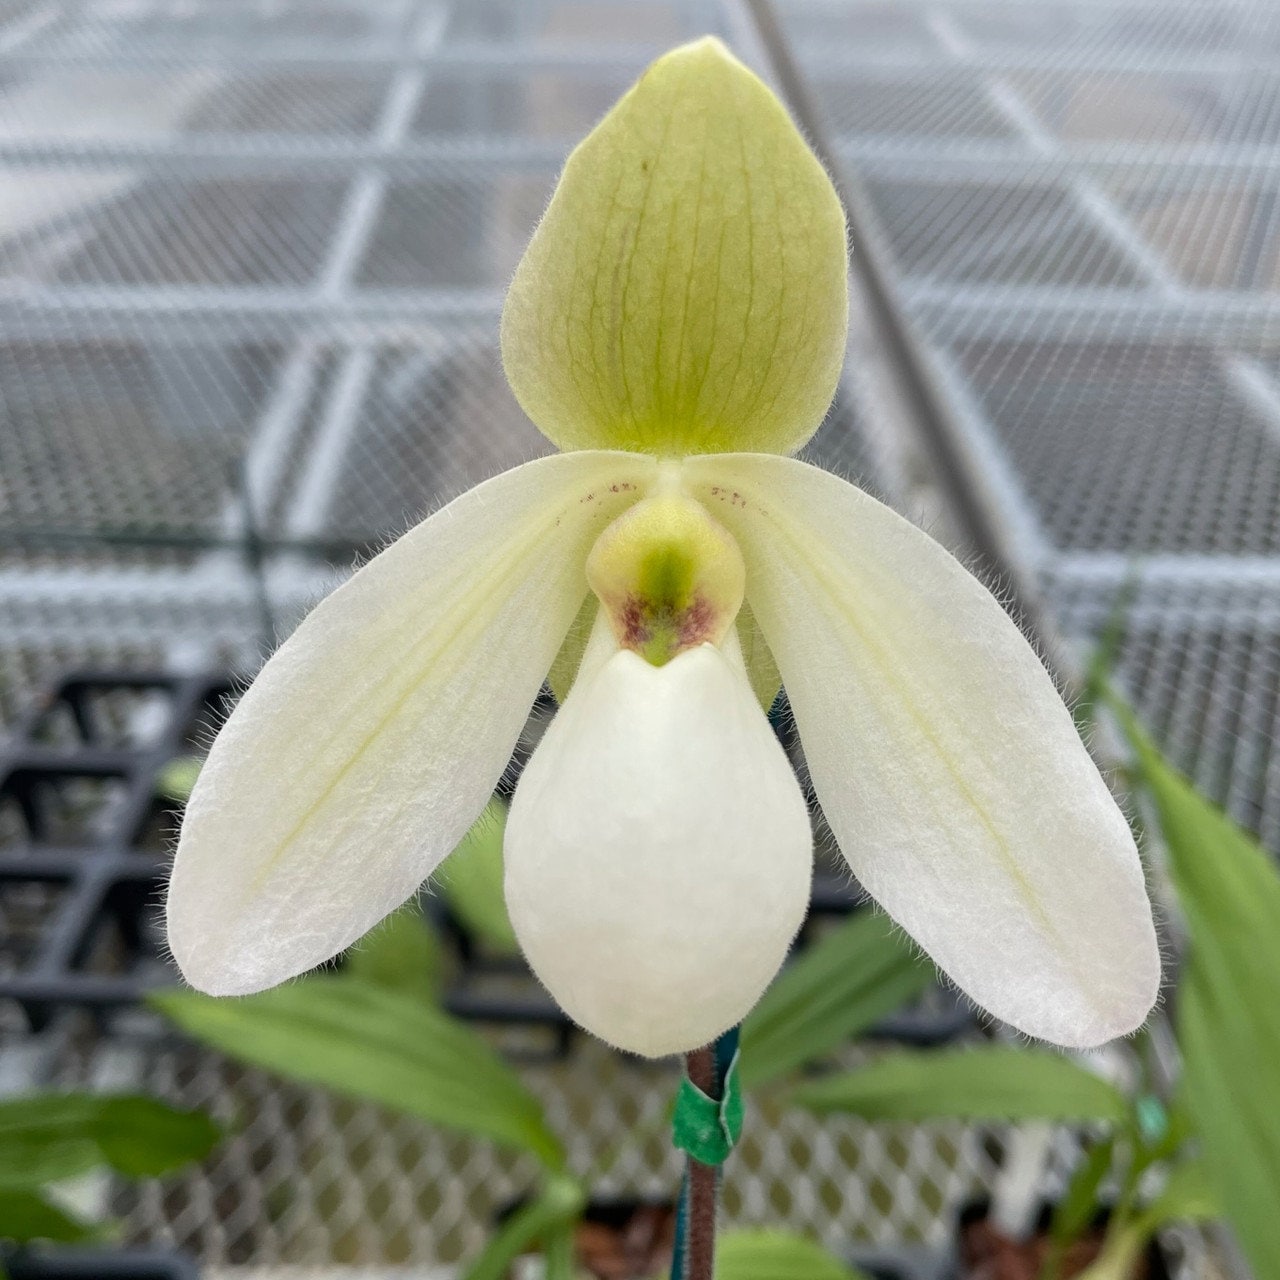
504,629,812,1057
168,451,657,995
685,453,1160,1048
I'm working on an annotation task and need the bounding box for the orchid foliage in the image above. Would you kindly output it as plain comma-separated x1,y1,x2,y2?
167,38,1159,1057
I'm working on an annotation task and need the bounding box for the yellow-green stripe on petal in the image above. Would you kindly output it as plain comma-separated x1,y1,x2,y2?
501,37,848,458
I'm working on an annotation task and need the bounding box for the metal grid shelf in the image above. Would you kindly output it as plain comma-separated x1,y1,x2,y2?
0,5,951,1269
0,675,231,1001
0,0,760,745
780,0,1280,857
58,1028,1002,1271
0,658,984,1275
0,0,1231,1273
0,662,970,1040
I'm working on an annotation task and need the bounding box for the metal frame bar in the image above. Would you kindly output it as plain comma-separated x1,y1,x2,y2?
0,42,673,68
840,140,1280,183
0,137,575,167
831,6,1280,594
800,46,1280,79
0,0,684,662
280,0,448,539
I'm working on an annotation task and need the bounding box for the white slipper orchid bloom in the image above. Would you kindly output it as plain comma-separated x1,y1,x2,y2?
167,37,1159,1057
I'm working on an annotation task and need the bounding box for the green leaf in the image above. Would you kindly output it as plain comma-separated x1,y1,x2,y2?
542,1221,576,1280
0,1094,219,1187
80,1096,221,1178
459,1174,585,1280
155,755,202,804
151,977,563,1169
1110,699,1275,1279
501,37,848,459
1073,573,1140,737
0,1134,100,1191
792,1048,1128,1123
1080,1165,1220,1280
715,1229,871,1280
346,902,444,1002
437,799,520,957
0,1190,99,1244
1137,1160,1219,1230
739,911,934,1090
1048,1137,1115,1246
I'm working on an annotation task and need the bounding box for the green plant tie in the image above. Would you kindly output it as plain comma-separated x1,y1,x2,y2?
671,1050,744,1165
1135,1093,1168,1146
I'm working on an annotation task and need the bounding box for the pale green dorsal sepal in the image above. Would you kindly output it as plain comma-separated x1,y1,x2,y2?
501,37,848,458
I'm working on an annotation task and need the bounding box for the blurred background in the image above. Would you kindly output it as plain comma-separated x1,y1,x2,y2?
2,0,1278,1277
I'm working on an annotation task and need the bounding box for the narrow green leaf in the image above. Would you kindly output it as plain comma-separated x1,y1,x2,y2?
1082,1165,1221,1280
0,1094,218,1187
155,755,202,804
0,1136,100,1191
740,912,934,1090
151,977,563,1169
459,1175,585,1280
715,1229,872,1280
0,1095,105,1187
437,799,520,957
1111,698,1276,1279
542,1221,577,1280
83,1096,221,1178
1073,573,1139,737
1137,1161,1219,1231
1079,1225,1147,1280
346,902,444,1002
1049,1137,1115,1246
792,1048,1128,1123
0,1190,99,1244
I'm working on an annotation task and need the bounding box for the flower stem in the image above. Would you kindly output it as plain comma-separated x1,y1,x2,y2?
671,1029,739,1280
682,1045,718,1280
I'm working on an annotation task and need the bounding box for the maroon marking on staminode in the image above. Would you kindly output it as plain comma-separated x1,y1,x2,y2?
678,595,715,647
619,596,651,647
614,594,717,655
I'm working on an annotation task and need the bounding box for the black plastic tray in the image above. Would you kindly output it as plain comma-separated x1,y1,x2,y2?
0,671,233,1030
0,670,972,1050
2,1248,198,1279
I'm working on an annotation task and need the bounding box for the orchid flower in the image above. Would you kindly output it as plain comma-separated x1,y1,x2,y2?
167,38,1159,1058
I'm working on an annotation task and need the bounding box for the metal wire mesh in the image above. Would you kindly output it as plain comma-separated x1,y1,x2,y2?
0,0,941,1272
0,0,1238,1274
0,0,730,684
52,1020,1003,1270
779,0,1280,855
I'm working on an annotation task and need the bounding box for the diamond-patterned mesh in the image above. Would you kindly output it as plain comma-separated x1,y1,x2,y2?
0,0,1239,1275
779,0,1280,857
47,1024,1000,1270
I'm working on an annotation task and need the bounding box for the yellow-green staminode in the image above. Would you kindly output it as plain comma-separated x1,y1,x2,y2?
586,486,745,666
167,38,1159,1059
